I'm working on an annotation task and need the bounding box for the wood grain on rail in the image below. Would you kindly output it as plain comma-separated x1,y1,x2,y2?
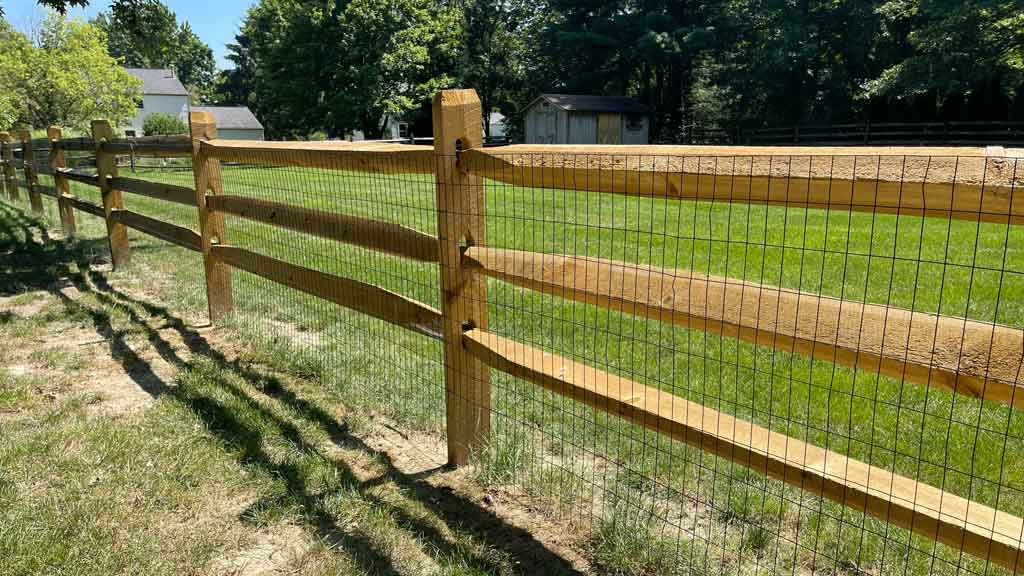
207,195,439,262
462,145,1024,224
211,245,442,338
110,176,197,206
462,328,1024,571
64,196,105,218
464,247,1024,409
110,210,201,251
201,139,434,174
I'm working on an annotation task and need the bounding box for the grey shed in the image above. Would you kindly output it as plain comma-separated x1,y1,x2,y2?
192,106,265,140
522,94,650,145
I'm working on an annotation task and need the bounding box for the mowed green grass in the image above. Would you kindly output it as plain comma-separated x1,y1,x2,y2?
45,157,1024,575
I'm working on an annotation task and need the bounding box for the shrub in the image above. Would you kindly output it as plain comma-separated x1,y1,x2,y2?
142,113,187,136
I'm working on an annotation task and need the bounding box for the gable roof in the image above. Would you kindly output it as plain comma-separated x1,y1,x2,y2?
528,94,649,114
193,106,264,131
125,68,189,96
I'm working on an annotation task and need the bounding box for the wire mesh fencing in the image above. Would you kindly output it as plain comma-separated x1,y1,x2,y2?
3,108,1023,576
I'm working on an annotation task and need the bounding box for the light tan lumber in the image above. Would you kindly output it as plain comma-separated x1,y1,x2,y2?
15,130,44,214
433,88,491,465
211,245,442,338
190,111,234,322
64,195,105,218
110,209,201,251
464,247,1024,410
201,139,433,174
0,133,19,201
92,120,130,269
462,328,1024,572
102,135,193,156
49,127,76,236
109,176,196,206
206,195,439,262
462,145,1024,224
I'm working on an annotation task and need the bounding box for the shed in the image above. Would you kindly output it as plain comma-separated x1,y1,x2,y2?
192,106,265,140
523,94,649,145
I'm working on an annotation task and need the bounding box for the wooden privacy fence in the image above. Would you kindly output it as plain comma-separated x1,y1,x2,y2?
2,91,1024,571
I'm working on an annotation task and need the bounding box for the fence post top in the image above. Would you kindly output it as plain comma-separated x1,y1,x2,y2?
47,126,61,139
0,132,9,142
432,89,483,155
189,111,217,140
14,129,31,141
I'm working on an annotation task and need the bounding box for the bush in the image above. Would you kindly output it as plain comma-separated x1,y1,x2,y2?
142,113,187,136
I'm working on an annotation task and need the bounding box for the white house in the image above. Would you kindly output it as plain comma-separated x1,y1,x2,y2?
192,106,265,140
124,68,190,137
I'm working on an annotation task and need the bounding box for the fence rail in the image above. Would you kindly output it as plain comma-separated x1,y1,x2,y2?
3,92,1024,574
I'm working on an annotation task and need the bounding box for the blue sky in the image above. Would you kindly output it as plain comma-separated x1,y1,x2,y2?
4,0,255,69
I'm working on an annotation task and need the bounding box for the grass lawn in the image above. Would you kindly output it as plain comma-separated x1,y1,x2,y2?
12,150,1024,576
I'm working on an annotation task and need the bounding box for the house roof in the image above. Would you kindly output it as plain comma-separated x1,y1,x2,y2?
192,106,265,131
528,94,649,114
125,68,189,96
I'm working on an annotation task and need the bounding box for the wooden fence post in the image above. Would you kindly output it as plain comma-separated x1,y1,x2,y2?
0,132,20,201
48,126,76,236
92,120,130,269
432,89,490,466
16,130,44,215
189,111,233,322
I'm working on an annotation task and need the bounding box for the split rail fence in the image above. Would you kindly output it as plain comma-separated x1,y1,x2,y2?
2,90,1024,575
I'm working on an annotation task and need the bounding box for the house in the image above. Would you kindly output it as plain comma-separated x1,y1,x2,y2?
124,68,190,137
523,94,649,145
192,106,265,140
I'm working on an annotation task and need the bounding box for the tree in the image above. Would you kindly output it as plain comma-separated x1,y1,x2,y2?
92,1,216,100
0,20,32,128
142,111,186,135
1,15,141,131
864,0,1024,119
459,0,538,136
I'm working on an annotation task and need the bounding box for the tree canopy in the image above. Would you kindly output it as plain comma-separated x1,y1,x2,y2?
0,15,141,132
219,0,1024,140
92,0,216,101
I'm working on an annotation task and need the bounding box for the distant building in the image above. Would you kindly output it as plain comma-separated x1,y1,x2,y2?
523,94,649,145
192,106,265,140
124,68,190,137
487,112,507,139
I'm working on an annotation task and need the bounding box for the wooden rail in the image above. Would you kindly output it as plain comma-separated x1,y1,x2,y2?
55,137,94,151
110,176,196,206
109,210,201,252
63,195,105,218
102,135,192,157
462,145,1024,224
462,328,1024,572
464,247,1024,410
35,183,58,198
57,168,100,187
211,245,442,338
207,195,439,262
201,139,434,174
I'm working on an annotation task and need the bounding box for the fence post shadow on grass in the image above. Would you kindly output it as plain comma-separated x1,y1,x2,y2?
0,202,583,575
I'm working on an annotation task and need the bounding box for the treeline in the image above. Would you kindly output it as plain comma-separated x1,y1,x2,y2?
214,0,1024,141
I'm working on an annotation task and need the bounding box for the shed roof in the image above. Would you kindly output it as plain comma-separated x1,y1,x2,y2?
193,106,264,131
528,94,649,114
125,68,189,96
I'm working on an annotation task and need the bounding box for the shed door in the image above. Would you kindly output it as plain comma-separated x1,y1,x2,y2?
597,113,621,144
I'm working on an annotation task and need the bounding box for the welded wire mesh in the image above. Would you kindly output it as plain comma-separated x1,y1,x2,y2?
4,132,1024,576
213,151,446,431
